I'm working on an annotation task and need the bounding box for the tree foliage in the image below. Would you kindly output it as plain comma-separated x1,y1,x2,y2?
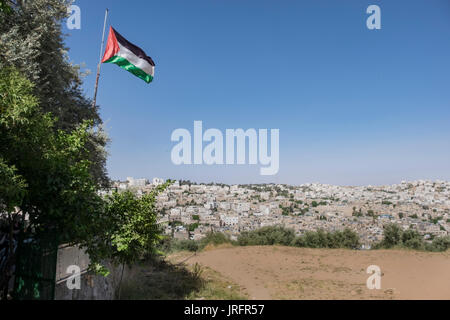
0,67,102,238
238,226,296,246
0,0,108,186
0,159,26,214
158,232,233,254
87,182,173,270
291,228,360,249
0,0,12,15
376,223,450,252
236,226,360,249
380,224,403,248
0,67,111,296
161,227,361,254
1,67,172,290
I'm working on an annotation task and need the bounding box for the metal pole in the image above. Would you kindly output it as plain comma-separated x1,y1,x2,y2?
92,8,109,109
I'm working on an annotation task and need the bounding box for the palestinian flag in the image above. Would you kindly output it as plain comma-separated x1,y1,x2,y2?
102,27,155,83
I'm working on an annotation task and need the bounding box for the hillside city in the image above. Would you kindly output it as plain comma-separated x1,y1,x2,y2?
112,178,450,248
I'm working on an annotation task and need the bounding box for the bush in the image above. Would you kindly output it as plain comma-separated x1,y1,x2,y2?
401,229,423,250
340,229,361,249
376,224,449,252
199,232,233,248
237,226,296,246
380,224,403,248
173,240,200,252
157,232,236,254
238,227,360,249
188,223,199,232
157,238,200,253
305,230,323,248
404,238,424,250
160,226,449,256
426,236,450,252
292,229,360,249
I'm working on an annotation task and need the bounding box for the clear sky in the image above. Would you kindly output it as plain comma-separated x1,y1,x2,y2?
64,0,450,186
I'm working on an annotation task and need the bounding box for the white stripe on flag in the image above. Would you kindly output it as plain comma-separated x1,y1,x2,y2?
117,43,155,77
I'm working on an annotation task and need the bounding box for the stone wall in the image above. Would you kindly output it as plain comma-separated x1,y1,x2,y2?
54,245,130,300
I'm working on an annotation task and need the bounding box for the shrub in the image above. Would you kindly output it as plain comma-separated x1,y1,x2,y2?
188,223,199,232
427,236,450,252
404,238,424,250
199,232,233,248
380,224,402,248
399,228,425,250
292,229,360,249
173,240,200,252
301,230,323,248
237,226,296,246
340,229,361,249
376,224,449,252
157,238,200,253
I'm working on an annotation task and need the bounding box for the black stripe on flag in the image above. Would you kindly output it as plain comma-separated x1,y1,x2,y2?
113,28,156,67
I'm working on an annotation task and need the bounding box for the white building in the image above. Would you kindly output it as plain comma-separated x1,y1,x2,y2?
259,205,270,215
221,215,239,226
153,177,165,186
127,177,148,187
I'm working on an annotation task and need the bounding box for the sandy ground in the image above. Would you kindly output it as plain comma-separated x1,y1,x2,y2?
175,246,450,300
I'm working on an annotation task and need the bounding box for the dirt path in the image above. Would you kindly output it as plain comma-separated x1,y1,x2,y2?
179,246,450,300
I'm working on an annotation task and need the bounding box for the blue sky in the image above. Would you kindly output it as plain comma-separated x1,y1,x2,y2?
64,0,450,186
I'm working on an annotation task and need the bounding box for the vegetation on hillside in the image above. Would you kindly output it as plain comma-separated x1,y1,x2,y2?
374,223,450,252
159,226,361,253
159,224,449,255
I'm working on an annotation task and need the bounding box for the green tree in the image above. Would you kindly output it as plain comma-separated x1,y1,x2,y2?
0,158,27,295
0,159,27,215
98,183,172,265
188,223,200,232
292,229,360,249
381,224,403,248
0,67,108,296
238,226,296,246
401,229,423,250
426,236,450,252
83,182,172,298
199,232,232,248
0,0,108,186
0,0,12,15
340,228,361,249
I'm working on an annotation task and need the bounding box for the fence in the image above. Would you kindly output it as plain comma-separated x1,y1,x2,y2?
13,233,59,300
12,233,124,300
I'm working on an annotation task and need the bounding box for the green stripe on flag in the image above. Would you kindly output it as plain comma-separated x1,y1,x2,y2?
104,56,154,84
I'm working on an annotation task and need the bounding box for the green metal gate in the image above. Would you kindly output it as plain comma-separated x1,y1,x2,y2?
13,233,59,300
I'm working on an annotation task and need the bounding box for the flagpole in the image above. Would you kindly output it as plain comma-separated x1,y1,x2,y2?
92,8,109,109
